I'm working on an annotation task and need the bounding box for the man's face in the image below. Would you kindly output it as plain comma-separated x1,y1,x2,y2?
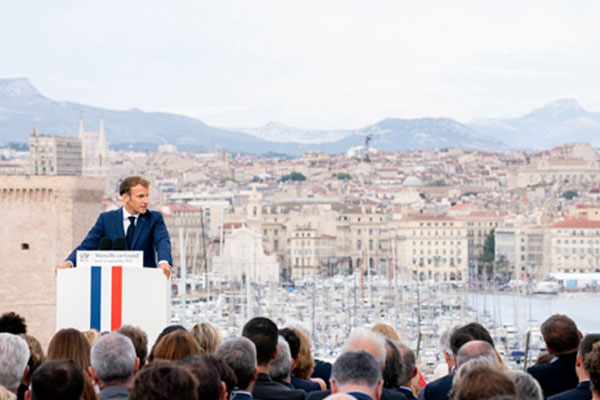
122,184,149,215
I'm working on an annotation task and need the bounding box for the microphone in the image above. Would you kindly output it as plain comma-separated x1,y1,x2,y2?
99,237,113,251
113,237,127,251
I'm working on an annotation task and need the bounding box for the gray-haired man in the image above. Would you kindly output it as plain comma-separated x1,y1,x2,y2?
331,351,383,400
216,337,259,400
0,332,30,397
90,332,139,400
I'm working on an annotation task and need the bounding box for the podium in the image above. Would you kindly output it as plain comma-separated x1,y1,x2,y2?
56,251,170,344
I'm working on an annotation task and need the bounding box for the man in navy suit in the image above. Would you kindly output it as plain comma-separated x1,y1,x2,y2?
330,351,383,400
548,334,600,400
55,176,173,277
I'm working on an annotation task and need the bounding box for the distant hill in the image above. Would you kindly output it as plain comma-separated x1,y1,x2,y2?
7,76,584,155
469,99,600,149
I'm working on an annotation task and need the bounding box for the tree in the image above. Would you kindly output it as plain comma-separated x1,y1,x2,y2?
426,179,447,186
479,228,495,263
280,171,306,182
562,190,578,200
333,172,352,180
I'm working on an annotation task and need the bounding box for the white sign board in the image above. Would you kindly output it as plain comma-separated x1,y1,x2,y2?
77,251,143,268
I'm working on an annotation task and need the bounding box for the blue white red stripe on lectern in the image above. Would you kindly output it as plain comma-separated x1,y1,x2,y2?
90,266,102,331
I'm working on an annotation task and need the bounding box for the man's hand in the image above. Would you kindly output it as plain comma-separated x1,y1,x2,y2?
159,262,171,278
55,261,72,274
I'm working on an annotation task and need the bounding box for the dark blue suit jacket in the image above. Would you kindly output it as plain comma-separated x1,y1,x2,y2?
548,381,591,400
417,372,454,400
527,352,578,398
66,208,172,268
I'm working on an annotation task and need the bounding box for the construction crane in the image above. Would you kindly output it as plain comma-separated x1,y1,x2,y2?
354,131,373,163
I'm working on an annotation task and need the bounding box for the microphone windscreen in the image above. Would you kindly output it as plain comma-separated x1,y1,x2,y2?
113,237,126,251
99,237,113,251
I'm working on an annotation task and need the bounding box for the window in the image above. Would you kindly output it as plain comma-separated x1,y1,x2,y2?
357,240,362,250
274,240,279,251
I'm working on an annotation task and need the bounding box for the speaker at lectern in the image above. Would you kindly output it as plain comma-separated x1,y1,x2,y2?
56,250,169,344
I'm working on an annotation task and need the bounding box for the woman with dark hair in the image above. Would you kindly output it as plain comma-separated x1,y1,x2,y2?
46,328,98,400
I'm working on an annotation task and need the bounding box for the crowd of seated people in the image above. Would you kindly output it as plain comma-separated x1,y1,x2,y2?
0,310,599,400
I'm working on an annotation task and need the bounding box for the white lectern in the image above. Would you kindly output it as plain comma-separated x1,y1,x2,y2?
56,251,169,344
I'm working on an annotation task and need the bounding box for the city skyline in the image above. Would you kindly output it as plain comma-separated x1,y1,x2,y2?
1,1,599,129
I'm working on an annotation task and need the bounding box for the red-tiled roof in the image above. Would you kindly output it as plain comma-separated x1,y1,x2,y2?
550,217,600,229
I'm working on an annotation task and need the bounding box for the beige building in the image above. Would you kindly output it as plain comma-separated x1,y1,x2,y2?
287,225,336,279
0,175,104,347
79,118,110,177
548,217,600,274
395,215,468,282
29,131,82,176
495,225,547,280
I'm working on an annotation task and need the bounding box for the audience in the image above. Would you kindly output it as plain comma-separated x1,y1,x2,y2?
146,324,186,362
396,343,418,400
280,328,324,392
129,359,198,400
82,329,101,347
215,337,259,400
117,325,148,367
372,323,401,342
179,355,225,400
271,336,294,386
0,333,30,396
18,334,45,400
46,328,97,400
382,339,404,390
0,312,27,335
452,361,516,400
242,317,306,400
90,332,139,400
209,356,237,400
330,351,383,400
527,314,581,397
27,359,84,400
293,327,327,390
153,329,201,361
510,371,543,400
190,322,223,355
549,334,600,400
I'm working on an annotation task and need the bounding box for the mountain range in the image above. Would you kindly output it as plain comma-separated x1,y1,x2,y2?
0,77,598,155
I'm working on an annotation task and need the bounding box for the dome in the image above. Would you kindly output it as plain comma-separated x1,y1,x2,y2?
403,176,423,186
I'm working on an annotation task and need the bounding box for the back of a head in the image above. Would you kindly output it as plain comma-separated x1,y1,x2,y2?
456,340,498,368
584,342,600,396
579,333,600,373
215,337,257,391
118,324,148,365
396,343,417,385
154,329,201,361
280,328,301,361
0,333,30,390
0,312,27,334
383,339,403,389
450,322,494,356
179,355,222,400
332,351,382,390
292,327,316,379
47,328,91,370
130,359,198,400
242,317,279,366
372,323,401,341
540,314,580,355
190,322,223,355
510,370,543,400
271,336,293,382
91,332,137,384
19,334,45,380
148,324,186,362
210,357,237,400
30,360,84,400
454,363,515,400
342,327,386,368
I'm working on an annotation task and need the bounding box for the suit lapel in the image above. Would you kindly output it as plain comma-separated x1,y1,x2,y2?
131,212,147,249
114,208,126,237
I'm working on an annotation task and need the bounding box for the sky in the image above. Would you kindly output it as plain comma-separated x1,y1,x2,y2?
1,0,600,129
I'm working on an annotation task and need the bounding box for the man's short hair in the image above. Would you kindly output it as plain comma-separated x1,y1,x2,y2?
584,342,600,395
0,333,30,389
450,322,495,355
118,324,148,365
130,359,198,400
271,336,292,382
579,333,600,372
91,332,136,384
0,312,27,334
456,340,498,368
242,317,279,366
342,327,386,367
453,363,515,400
396,343,416,385
30,360,84,400
179,355,222,400
331,351,382,389
540,314,580,355
383,339,403,388
215,337,257,390
119,176,150,196
509,370,543,400
280,328,301,360
209,357,237,399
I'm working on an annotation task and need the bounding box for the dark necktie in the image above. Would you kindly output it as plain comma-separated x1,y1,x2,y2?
126,216,136,249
